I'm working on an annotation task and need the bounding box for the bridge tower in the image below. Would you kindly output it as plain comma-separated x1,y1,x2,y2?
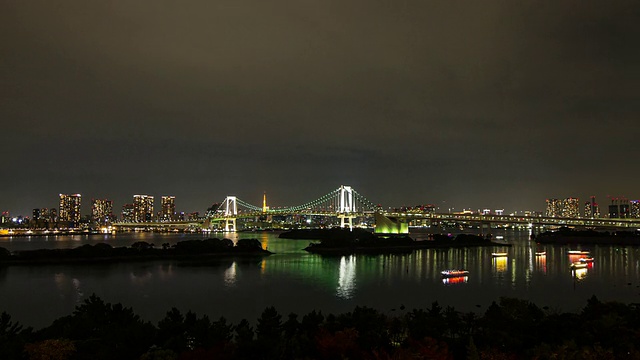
223,196,237,232
338,185,356,230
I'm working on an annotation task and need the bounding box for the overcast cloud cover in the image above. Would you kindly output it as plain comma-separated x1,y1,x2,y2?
1,1,639,215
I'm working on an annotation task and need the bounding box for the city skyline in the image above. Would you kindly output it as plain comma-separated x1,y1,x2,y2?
2,1,639,216
4,189,640,220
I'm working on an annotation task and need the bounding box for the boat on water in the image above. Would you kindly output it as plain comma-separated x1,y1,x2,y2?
535,251,546,256
571,262,588,269
568,250,590,255
579,257,594,263
441,269,469,277
491,252,508,257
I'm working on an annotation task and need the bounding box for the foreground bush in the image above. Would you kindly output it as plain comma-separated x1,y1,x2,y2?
2,295,640,359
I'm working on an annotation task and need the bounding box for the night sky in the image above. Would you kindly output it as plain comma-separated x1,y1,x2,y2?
2,1,639,216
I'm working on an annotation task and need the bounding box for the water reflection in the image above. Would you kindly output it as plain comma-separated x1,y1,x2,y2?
260,233,269,251
442,276,468,285
224,261,237,286
492,256,508,274
6,229,640,329
130,268,153,285
72,278,84,302
573,268,588,280
337,256,356,299
535,254,547,274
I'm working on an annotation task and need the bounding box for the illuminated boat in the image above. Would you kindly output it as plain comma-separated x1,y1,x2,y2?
568,250,590,255
570,262,588,269
579,257,594,263
535,251,546,256
441,269,469,277
491,252,508,257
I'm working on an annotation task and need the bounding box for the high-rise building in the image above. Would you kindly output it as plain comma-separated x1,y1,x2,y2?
546,197,580,218
631,200,640,218
32,208,41,220
59,194,82,225
545,199,561,217
586,196,601,218
133,195,154,222
584,196,600,218
40,208,49,221
160,196,176,222
122,203,134,222
583,202,591,218
1,211,9,224
91,199,113,225
561,198,580,218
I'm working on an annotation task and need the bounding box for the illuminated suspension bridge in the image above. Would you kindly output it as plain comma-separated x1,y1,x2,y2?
210,185,377,231
112,184,640,233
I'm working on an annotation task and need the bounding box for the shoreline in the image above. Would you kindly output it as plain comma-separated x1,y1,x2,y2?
534,228,640,246
0,238,272,266
304,240,511,255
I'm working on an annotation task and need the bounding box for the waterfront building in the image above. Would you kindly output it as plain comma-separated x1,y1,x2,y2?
122,203,134,222
160,196,176,222
133,195,154,222
188,212,199,221
58,194,82,226
561,198,579,218
620,198,630,218
91,199,113,225
583,202,591,218
40,208,49,221
545,199,561,217
631,200,640,218
1,211,9,224
546,198,580,218
589,196,599,218
31,208,51,227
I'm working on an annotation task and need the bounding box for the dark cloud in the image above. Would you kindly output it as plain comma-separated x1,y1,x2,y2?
1,0,639,215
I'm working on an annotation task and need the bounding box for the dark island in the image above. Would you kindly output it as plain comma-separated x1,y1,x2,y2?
280,228,510,254
0,238,271,265
535,227,640,245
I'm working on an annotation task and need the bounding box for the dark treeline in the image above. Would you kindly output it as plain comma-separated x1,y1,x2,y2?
0,239,270,264
2,295,640,359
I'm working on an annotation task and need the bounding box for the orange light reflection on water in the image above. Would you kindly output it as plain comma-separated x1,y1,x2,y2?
442,276,468,285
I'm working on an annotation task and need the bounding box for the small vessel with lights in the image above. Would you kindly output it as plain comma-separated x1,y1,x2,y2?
535,251,546,256
570,262,588,269
491,252,508,257
568,250,590,255
441,269,469,277
579,257,594,263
